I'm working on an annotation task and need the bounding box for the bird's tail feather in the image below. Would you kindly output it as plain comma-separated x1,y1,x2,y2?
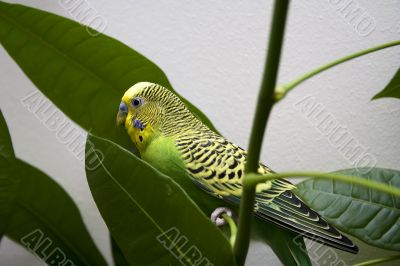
254,187,358,254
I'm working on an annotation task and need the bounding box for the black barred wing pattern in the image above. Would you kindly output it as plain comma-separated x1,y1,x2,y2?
175,132,358,253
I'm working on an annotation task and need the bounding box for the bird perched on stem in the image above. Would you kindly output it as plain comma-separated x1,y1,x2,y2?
116,82,358,265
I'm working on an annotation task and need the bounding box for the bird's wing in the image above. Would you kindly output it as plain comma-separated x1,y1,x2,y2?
176,133,358,253
176,133,251,198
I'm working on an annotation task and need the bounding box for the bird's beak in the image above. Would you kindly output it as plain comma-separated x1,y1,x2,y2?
116,110,127,127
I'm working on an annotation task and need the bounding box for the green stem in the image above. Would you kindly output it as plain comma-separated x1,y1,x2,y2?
234,0,290,265
245,1,289,173
244,172,400,196
275,40,400,100
234,181,257,264
352,254,400,266
222,214,237,247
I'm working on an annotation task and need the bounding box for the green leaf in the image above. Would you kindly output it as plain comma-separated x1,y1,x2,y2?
0,110,107,265
0,1,218,149
296,168,400,251
111,236,130,266
85,133,235,266
254,221,312,266
2,158,108,265
0,110,17,240
372,68,400,100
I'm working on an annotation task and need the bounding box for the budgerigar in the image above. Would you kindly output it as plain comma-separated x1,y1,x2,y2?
116,82,358,265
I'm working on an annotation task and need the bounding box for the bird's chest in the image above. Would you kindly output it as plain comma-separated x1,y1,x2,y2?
140,135,224,214
140,135,186,176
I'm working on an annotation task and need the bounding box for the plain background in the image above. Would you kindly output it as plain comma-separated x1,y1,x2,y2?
0,0,399,265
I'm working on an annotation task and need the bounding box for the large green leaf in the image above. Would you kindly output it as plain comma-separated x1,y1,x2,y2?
0,110,17,240
372,68,400,100
0,110,107,265
4,159,108,265
296,168,400,251
85,134,235,266
0,1,218,150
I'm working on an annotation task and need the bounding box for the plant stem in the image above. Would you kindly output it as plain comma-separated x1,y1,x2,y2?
234,181,257,264
245,1,289,173
222,214,237,247
275,40,400,100
352,254,400,266
234,0,290,265
244,172,400,196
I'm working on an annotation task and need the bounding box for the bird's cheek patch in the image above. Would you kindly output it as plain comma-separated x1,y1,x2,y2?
133,119,146,130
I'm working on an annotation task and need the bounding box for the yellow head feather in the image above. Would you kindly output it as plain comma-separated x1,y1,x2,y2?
117,82,210,155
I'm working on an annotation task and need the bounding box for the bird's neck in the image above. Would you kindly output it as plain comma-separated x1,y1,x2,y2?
160,112,208,137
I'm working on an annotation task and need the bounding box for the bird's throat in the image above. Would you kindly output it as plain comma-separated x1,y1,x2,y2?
127,123,155,153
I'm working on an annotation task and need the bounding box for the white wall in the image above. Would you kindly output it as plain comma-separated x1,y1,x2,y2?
1,0,399,265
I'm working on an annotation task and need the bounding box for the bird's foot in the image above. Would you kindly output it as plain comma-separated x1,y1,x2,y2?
210,207,233,227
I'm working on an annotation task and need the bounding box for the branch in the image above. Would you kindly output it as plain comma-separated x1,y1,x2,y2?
275,40,400,100
244,172,400,196
352,254,400,266
234,1,290,265
222,214,237,247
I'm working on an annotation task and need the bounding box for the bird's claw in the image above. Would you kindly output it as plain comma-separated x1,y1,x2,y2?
210,207,233,227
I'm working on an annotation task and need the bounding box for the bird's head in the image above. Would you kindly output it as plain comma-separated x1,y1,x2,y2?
117,81,168,130
117,82,199,144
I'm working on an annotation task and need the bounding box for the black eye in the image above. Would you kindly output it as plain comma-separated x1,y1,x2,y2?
131,97,142,107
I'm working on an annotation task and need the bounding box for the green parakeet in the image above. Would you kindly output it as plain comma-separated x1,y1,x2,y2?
116,82,358,265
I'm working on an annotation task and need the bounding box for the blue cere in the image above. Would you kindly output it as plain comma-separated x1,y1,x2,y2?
119,102,128,113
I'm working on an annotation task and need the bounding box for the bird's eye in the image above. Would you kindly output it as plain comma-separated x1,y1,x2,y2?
131,97,143,107
119,102,128,113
